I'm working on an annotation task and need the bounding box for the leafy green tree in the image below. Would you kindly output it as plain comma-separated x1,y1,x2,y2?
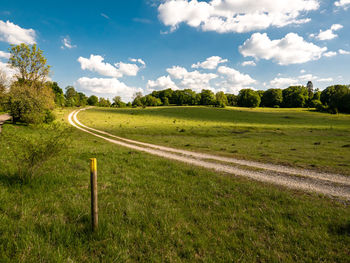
47,82,65,106
215,91,228,107
113,96,126,108
9,44,50,85
132,92,143,107
282,86,308,108
226,94,238,106
261,89,283,107
237,89,261,108
98,97,111,107
76,92,88,106
5,44,55,123
87,95,98,106
200,89,216,105
320,85,350,113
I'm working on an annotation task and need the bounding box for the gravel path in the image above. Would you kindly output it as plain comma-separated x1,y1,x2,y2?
69,108,350,200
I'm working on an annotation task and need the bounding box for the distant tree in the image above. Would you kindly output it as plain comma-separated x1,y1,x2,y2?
261,89,283,107
282,86,308,108
0,70,7,109
132,92,143,107
237,89,261,108
140,95,162,106
215,91,228,107
64,86,77,107
226,94,238,106
113,96,126,108
320,85,350,113
98,97,111,107
76,92,88,106
87,95,98,106
200,89,216,105
307,81,314,98
9,43,50,85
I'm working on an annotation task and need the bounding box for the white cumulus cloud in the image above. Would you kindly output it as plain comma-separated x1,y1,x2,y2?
241,60,256,66
335,0,350,8
239,32,327,65
78,54,143,78
0,51,11,59
323,51,337,57
0,20,36,45
158,0,319,33
167,66,217,91
217,65,256,93
147,75,178,90
270,77,301,88
129,58,146,67
339,49,350,55
310,24,343,40
76,77,142,102
192,56,227,69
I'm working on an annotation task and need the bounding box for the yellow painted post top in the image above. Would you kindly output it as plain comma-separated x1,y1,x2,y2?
90,158,97,172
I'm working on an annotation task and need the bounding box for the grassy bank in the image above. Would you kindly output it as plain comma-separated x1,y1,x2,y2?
0,108,349,262
78,106,350,176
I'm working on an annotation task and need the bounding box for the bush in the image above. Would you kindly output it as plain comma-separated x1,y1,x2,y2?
4,81,55,124
1,123,71,182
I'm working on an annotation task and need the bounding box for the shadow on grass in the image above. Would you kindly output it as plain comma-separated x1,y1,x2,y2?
329,221,350,236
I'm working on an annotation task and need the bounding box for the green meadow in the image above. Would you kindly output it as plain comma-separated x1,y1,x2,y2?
79,106,350,176
0,107,349,262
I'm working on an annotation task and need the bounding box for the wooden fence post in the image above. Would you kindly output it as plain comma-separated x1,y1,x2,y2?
90,158,98,231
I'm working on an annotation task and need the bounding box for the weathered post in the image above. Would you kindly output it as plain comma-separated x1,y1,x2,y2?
90,158,98,231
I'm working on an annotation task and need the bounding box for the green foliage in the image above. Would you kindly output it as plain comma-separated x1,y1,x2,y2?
215,91,228,107
9,43,50,83
47,81,65,106
4,81,55,124
140,95,162,107
200,89,216,105
261,89,283,107
112,96,126,108
226,94,238,106
87,95,98,106
282,86,309,108
320,85,350,113
1,123,70,182
237,89,261,107
98,97,111,107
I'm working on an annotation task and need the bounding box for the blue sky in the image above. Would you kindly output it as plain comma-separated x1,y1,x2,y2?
0,0,349,101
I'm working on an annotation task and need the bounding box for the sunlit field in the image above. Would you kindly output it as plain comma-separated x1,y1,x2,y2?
79,106,350,176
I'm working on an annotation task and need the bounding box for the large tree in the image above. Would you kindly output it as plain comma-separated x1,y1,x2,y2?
9,44,50,85
237,89,261,108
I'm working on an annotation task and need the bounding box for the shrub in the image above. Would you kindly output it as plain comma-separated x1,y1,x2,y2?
1,123,71,182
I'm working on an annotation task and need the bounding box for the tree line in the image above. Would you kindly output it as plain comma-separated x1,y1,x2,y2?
130,84,350,114
1,43,349,126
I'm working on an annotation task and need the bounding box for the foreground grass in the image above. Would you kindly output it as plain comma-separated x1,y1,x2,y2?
0,108,349,262
79,106,350,176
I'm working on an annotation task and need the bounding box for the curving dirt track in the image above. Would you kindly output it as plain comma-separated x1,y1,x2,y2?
68,108,350,200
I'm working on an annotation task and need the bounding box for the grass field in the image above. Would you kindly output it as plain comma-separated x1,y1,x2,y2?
79,106,350,176
0,107,349,262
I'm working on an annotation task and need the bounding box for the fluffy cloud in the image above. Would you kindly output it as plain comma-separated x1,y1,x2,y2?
339,49,350,55
77,55,143,78
0,61,17,80
129,58,146,67
158,0,319,33
270,77,301,88
0,51,11,59
167,66,217,91
147,75,178,90
61,36,76,49
239,32,327,65
191,56,227,69
323,51,337,57
76,77,141,102
318,77,333,82
334,0,350,8
241,60,256,66
0,20,36,45
310,24,343,40
217,65,256,93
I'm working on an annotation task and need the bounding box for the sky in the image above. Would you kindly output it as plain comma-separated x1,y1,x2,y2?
0,0,349,102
